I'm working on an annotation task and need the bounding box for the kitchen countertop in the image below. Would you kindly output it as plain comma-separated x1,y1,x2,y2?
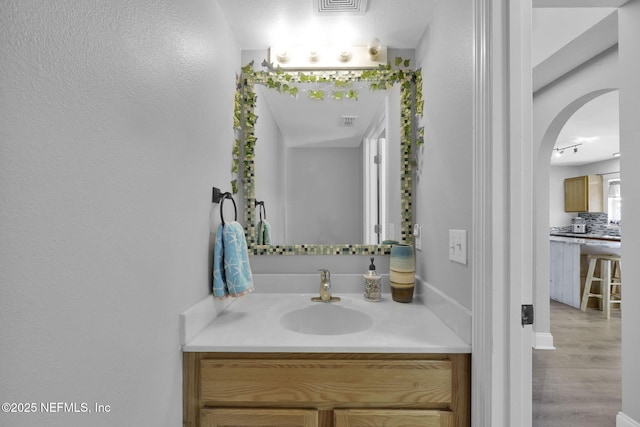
550,234,621,251
550,231,620,242
182,293,471,354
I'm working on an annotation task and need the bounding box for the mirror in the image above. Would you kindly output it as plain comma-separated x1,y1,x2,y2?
255,82,399,246
233,62,423,255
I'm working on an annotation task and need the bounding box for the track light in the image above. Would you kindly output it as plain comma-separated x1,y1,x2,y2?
552,143,582,159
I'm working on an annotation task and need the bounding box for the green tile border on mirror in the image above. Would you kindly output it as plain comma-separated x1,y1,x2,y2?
233,60,423,256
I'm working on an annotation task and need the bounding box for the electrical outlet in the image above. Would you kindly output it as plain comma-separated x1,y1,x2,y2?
413,224,422,251
449,229,467,265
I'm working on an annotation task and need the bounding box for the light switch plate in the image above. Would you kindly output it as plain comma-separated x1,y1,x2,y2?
413,224,422,251
449,229,467,265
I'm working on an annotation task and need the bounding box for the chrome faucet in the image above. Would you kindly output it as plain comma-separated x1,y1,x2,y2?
311,269,341,302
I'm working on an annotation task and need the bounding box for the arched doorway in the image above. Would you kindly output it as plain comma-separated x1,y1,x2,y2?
533,89,621,425
533,88,618,349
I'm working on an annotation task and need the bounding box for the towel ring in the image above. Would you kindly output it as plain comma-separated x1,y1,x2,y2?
220,192,237,226
255,201,267,222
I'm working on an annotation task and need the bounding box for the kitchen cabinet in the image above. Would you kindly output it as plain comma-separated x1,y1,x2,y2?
564,175,603,212
550,240,581,308
550,235,621,309
183,352,470,427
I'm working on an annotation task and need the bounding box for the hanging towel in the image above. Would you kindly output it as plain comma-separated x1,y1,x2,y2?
256,220,272,245
213,221,254,299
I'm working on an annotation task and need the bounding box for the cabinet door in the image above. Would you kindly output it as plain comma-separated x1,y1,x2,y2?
201,408,318,427
564,175,603,212
565,176,588,212
334,409,453,427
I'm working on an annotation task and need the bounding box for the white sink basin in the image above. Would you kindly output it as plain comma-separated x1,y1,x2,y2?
280,303,373,335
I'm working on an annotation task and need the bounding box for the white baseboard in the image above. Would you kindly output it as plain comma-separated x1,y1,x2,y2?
618,412,640,427
415,278,472,344
533,332,556,350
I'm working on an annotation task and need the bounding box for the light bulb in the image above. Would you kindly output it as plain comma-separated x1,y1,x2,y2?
368,38,382,60
338,48,352,62
275,47,289,63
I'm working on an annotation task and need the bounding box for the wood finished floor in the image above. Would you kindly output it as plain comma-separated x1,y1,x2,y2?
533,300,621,427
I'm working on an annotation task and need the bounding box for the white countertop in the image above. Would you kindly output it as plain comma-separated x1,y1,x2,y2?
182,293,471,354
550,234,621,249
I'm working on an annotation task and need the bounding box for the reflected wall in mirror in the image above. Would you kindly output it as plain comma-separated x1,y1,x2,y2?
233,62,423,255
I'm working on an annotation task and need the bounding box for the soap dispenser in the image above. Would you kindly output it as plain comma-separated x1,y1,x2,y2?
363,257,382,302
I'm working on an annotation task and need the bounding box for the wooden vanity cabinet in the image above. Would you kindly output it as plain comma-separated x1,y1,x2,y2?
184,352,470,427
200,407,319,427
564,175,603,212
334,409,453,427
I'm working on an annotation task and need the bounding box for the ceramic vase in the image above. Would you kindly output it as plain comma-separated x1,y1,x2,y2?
389,244,415,303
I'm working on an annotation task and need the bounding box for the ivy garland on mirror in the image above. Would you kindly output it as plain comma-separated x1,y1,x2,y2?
232,58,424,255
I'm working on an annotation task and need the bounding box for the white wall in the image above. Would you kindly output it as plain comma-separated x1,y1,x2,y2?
0,1,239,425
618,1,640,423
531,8,616,67
414,0,474,310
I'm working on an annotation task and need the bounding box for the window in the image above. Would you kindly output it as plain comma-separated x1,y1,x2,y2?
607,179,621,225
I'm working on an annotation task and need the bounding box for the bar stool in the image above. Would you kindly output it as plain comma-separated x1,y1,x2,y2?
580,254,622,319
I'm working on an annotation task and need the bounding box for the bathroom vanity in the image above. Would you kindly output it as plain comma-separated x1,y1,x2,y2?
182,293,471,427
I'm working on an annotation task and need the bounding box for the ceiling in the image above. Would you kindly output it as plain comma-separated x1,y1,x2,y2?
257,84,388,148
551,90,619,166
217,1,621,165
531,7,620,166
216,0,438,50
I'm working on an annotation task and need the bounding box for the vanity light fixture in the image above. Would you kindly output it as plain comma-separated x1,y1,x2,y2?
268,43,386,70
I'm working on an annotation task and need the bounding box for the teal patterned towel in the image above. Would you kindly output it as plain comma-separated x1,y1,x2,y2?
256,220,271,245
213,221,253,299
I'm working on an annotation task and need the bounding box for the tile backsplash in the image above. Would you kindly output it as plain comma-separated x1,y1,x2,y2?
551,212,621,236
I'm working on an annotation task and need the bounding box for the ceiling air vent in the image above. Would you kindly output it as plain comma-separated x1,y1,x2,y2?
342,115,358,127
314,0,369,15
